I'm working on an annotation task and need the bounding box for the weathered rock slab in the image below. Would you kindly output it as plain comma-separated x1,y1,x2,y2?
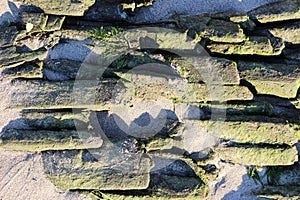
19,0,96,16
1,60,43,78
269,22,300,45
183,119,300,146
42,142,152,190
238,61,300,98
171,57,240,85
248,0,300,23
207,36,284,56
215,146,298,166
0,26,18,47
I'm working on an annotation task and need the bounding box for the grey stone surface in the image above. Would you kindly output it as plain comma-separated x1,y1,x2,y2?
129,0,281,22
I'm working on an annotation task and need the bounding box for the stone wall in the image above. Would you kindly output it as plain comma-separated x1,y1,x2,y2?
0,0,299,199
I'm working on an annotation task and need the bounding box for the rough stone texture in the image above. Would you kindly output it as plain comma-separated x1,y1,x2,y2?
238,61,300,98
18,0,96,16
0,46,47,68
269,22,300,45
248,0,300,23
215,146,298,166
201,19,246,43
207,36,284,56
1,60,43,78
171,57,240,85
0,26,18,47
196,119,300,146
257,186,300,199
81,0,128,22
42,145,152,190
0,1,300,199
0,129,101,151
8,79,119,109
14,31,61,51
191,84,253,102
20,12,65,32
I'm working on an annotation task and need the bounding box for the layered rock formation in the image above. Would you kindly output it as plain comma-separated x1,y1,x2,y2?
0,0,299,199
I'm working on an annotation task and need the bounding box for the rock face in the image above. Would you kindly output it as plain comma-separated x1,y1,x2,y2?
0,0,299,199
18,0,96,16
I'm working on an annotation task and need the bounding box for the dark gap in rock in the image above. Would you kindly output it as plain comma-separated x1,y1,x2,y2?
220,140,292,149
240,79,257,95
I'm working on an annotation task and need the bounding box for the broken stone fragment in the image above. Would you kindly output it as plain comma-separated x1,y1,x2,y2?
178,118,300,147
175,14,211,34
207,36,284,56
81,0,128,22
20,12,65,32
237,61,300,98
18,0,96,16
248,0,300,23
269,21,300,45
1,60,43,78
14,31,61,51
0,129,101,151
148,157,206,197
175,15,246,43
229,14,256,31
0,26,18,47
20,12,47,32
0,46,47,68
200,19,246,43
95,157,207,199
214,146,298,166
42,141,152,190
171,57,240,85
43,15,65,32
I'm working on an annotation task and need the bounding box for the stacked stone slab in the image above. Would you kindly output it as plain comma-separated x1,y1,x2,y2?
0,0,300,199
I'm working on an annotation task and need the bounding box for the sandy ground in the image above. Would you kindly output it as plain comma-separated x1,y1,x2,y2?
0,150,92,200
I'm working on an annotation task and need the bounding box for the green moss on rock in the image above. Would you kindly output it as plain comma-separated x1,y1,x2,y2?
19,0,96,16
42,143,152,190
0,130,101,151
200,19,246,43
207,36,284,56
171,57,240,85
237,61,300,98
0,47,47,68
193,119,300,146
214,146,298,166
